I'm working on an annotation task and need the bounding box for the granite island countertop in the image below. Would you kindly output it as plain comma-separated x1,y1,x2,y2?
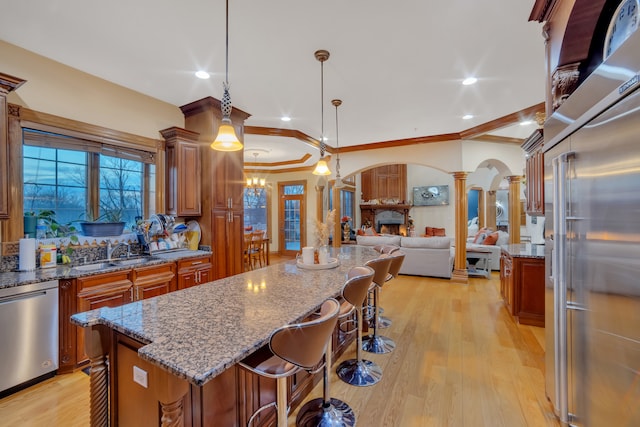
71,245,379,387
0,249,213,290
501,243,545,259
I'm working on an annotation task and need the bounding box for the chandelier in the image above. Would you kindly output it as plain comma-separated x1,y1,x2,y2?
246,152,266,196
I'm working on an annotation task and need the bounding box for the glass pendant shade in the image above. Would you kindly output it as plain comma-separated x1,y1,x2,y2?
211,118,243,151
312,158,331,175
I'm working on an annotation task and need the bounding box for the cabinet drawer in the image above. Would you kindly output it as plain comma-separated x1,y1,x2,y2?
177,255,212,271
77,270,132,291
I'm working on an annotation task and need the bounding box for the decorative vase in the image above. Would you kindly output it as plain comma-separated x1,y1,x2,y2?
317,245,329,265
342,223,351,242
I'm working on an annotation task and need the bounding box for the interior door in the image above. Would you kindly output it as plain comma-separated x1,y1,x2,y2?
278,182,306,257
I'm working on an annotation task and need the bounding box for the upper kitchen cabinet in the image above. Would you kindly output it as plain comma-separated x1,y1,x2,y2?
522,127,544,216
0,73,26,219
161,127,202,217
180,97,250,279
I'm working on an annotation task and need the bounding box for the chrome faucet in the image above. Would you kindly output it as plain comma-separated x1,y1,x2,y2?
107,240,130,260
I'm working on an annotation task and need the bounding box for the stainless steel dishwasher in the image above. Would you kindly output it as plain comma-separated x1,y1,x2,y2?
0,280,59,395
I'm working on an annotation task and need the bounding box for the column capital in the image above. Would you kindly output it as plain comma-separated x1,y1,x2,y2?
451,171,469,180
506,175,522,183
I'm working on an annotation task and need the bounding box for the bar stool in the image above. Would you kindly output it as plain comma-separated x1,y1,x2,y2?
368,244,399,327
376,251,406,329
334,266,384,387
362,255,395,354
239,298,340,427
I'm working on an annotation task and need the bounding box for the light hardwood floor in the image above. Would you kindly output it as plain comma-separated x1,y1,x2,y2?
0,271,560,427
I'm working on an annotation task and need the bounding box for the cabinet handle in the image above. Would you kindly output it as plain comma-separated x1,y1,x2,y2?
191,261,204,265
130,287,134,301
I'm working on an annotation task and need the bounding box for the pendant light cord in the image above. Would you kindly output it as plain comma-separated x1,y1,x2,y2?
225,0,229,85
320,59,325,157
334,101,340,175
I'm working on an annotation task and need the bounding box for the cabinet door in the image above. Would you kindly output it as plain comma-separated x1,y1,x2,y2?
58,278,77,373
176,141,201,216
197,267,212,285
131,263,176,300
178,271,196,290
76,272,133,365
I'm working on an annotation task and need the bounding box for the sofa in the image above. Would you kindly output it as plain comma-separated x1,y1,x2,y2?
465,229,509,271
355,235,453,278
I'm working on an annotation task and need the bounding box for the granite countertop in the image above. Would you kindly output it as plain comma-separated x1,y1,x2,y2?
501,243,545,259
71,245,379,387
0,249,212,290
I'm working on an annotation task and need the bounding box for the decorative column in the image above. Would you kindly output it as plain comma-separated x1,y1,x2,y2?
154,365,189,427
451,172,469,284
332,184,341,248
507,175,521,244
486,191,497,231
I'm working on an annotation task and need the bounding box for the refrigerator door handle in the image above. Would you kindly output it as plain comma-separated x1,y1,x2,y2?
553,152,575,426
566,301,588,311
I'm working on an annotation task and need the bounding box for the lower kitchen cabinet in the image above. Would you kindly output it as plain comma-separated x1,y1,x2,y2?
177,254,213,290
131,262,176,300
60,259,199,373
500,247,545,327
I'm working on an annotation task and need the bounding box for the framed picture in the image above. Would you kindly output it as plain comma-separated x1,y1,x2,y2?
413,185,449,206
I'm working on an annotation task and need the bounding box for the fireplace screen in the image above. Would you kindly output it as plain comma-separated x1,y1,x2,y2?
413,185,449,206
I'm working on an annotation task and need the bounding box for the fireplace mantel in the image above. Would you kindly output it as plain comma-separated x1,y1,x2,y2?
360,204,411,231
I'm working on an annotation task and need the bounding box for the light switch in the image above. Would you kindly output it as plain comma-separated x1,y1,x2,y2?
133,365,148,388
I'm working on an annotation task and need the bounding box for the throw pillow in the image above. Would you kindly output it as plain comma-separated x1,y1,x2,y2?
483,232,499,245
425,226,434,236
433,227,446,236
364,227,379,236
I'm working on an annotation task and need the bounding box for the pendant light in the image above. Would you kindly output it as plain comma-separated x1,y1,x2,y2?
332,99,346,188
312,50,331,175
211,0,243,151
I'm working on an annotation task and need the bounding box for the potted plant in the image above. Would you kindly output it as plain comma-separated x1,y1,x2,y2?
79,208,126,237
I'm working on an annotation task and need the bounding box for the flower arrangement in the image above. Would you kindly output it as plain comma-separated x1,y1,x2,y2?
341,215,351,224
314,209,336,247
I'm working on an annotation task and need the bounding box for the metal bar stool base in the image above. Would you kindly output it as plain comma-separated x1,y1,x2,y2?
336,358,382,386
296,397,356,427
362,334,396,354
377,315,392,329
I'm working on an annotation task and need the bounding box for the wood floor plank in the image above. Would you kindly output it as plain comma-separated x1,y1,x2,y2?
0,269,561,427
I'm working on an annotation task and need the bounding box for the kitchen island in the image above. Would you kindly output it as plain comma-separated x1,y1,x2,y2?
71,245,379,426
499,243,545,326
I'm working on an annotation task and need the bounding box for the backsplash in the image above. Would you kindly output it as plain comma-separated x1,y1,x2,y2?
0,234,142,273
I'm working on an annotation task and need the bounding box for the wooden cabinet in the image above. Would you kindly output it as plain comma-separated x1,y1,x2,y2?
61,261,184,372
176,254,213,290
500,249,545,327
180,97,249,280
0,74,26,219
58,278,77,374
361,164,407,202
76,270,133,366
500,251,514,315
522,128,544,216
131,262,177,300
161,127,202,217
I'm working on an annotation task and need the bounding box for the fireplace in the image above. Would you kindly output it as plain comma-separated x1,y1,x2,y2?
360,204,411,235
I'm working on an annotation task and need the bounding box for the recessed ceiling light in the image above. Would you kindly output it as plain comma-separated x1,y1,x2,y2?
195,71,210,79
462,114,474,120
462,77,478,86
281,116,291,122
520,120,533,126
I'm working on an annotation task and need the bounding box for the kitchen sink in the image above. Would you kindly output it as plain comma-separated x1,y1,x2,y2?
72,262,113,272
109,256,156,267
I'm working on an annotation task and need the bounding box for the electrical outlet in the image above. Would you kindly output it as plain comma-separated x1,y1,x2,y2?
133,365,148,388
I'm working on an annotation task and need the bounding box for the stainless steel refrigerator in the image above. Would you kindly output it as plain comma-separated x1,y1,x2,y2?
544,30,640,427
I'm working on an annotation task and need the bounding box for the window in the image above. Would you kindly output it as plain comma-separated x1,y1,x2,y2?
23,145,87,225
329,187,355,224
23,129,156,231
243,188,267,232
